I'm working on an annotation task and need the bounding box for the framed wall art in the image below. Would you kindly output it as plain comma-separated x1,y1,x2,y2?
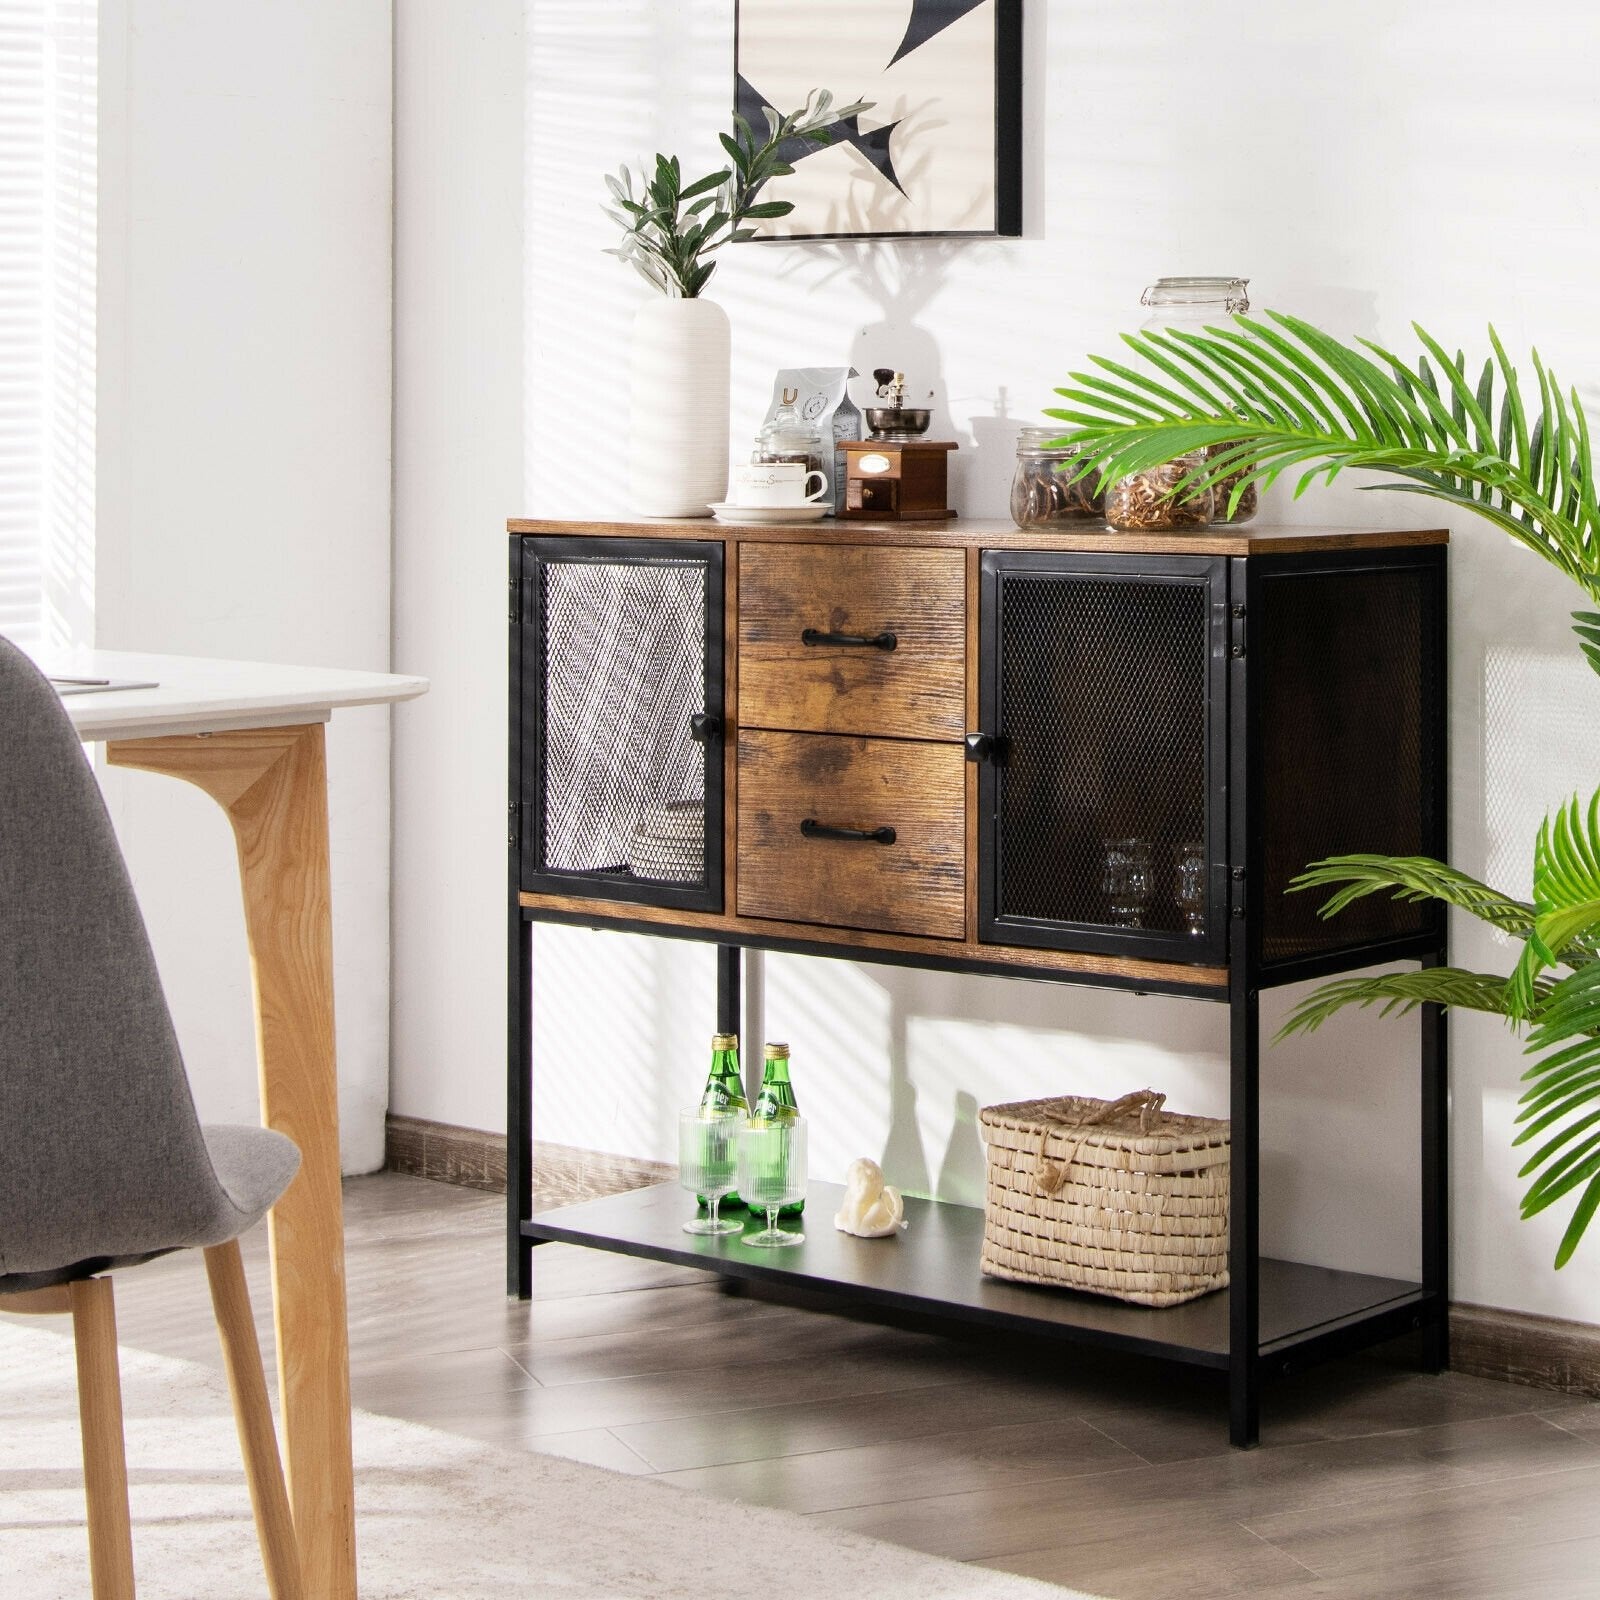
734,0,1022,241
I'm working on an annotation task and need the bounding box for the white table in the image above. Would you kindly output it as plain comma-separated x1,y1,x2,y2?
58,649,427,1600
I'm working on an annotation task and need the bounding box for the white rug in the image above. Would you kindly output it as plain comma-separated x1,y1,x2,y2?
0,1320,1093,1599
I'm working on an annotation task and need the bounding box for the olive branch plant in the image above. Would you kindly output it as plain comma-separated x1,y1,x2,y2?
602,90,870,299
1045,313,1600,1266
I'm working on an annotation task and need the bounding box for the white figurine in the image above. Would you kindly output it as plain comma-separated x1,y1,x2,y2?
834,1158,907,1238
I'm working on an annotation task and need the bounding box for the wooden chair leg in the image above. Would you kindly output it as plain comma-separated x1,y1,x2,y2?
68,1277,137,1600
205,1240,304,1600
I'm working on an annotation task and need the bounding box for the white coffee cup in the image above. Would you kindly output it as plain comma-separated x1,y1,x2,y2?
728,461,828,507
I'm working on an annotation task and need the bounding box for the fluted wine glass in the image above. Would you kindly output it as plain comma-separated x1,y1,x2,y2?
737,1116,807,1248
678,1107,742,1236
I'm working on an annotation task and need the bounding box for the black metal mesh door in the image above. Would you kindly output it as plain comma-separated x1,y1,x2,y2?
980,555,1224,961
521,539,723,910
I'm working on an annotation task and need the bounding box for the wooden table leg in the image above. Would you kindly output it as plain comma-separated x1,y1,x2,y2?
109,722,357,1598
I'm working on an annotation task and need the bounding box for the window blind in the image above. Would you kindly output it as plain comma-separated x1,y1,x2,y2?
0,0,94,649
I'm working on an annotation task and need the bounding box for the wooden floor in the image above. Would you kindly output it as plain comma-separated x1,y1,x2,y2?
39,1172,1600,1599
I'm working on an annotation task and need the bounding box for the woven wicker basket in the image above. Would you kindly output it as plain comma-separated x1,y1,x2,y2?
979,1089,1230,1307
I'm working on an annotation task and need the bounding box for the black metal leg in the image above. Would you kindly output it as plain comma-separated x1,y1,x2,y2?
716,944,741,1037
1229,973,1261,1448
1419,951,1450,1372
507,912,534,1299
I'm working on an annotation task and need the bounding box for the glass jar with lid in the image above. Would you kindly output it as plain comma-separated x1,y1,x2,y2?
1009,426,1104,529
754,390,827,477
1135,275,1257,526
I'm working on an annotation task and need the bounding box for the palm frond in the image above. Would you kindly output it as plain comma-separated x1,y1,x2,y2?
1505,958,1600,1268
1048,316,1600,633
1052,312,1600,1265
1277,967,1529,1039
1288,855,1534,937
1507,791,1600,1018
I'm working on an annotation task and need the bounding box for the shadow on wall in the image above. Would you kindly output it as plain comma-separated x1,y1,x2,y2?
785,237,957,435
858,961,1227,1208
776,236,1038,511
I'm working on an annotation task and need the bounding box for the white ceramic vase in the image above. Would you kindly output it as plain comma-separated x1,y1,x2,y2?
628,296,731,518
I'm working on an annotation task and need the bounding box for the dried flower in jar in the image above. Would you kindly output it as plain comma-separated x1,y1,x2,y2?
1105,453,1213,531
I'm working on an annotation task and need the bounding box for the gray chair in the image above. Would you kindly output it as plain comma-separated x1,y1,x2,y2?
0,635,304,1599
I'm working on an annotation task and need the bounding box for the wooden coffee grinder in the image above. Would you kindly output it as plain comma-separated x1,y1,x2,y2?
841,369,958,520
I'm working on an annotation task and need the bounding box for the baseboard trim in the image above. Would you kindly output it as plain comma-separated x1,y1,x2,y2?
385,1115,506,1192
1450,1301,1600,1401
385,1116,1600,1400
384,1114,671,1202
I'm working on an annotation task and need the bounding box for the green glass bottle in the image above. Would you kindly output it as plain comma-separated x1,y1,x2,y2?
752,1041,804,1218
697,1033,748,1211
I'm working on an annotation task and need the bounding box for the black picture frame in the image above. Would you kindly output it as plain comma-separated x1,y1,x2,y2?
733,0,1022,242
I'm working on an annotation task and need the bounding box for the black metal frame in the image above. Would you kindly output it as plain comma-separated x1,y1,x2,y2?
515,535,725,914
508,551,534,1296
976,550,1230,966
1220,545,1449,1442
507,534,1451,1447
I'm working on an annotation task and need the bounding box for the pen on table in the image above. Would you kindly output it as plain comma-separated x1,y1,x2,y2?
47,676,112,687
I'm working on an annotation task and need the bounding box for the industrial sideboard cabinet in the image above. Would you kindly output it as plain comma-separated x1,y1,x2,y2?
506,515,1448,1448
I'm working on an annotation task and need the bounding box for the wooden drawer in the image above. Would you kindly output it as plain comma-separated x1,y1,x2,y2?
738,543,965,739
737,729,964,939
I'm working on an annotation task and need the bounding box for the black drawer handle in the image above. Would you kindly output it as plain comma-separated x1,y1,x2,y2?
800,818,896,846
689,711,722,743
801,628,898,652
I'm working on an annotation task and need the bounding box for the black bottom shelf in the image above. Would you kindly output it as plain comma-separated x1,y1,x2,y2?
521,1181,1432,1371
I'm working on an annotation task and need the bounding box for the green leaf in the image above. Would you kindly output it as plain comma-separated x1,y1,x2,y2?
1516,1109,1600,1177
1517,1069,1600,1132
1520,1137,1600,1216
1289,854,1533,935
1570,611,1600,679
1046,317,1600,605
606,93,872,297
1508,792,1600,1017
1278,968,1519,1039
680,169,730,200
1555,1179,1600,1267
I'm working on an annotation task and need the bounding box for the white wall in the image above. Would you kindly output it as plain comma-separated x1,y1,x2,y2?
389,0,524,1133
96,0,396,1170
391,0,1600,1321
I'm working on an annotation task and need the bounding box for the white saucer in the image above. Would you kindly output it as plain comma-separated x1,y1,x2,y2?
709,502,829,525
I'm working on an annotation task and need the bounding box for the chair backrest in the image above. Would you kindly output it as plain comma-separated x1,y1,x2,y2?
0,636,243,1279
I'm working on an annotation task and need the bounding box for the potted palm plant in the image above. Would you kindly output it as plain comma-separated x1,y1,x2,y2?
602,91,869,518
1046,315,1600,1266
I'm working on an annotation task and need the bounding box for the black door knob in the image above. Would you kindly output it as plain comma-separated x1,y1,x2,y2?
964,732,1009,764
